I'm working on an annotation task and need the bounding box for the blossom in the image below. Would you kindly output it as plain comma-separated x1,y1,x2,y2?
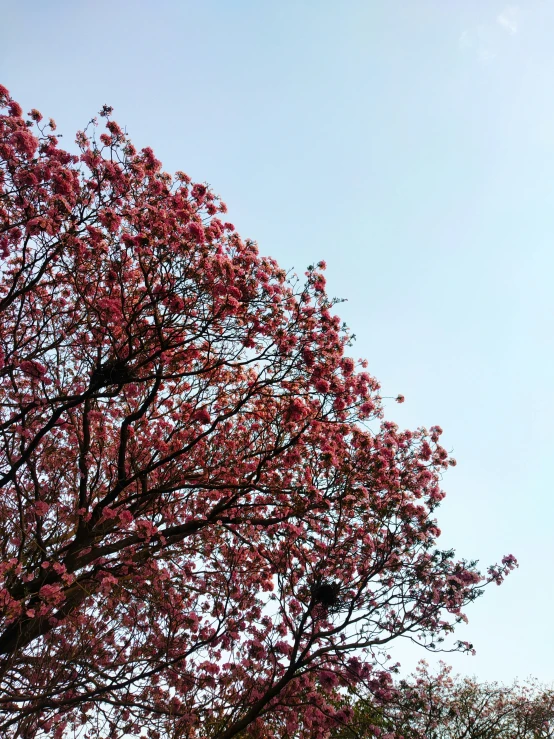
100,507,118,521
192,407,211,424
360,400,375,415
13,129,38,157
33,501,50,517
118,509,134,526
319,670,339,688
285,398,306,422
19,360,47,378
314,378,330,393
502,553,518,569
191,183,207,200
9,101,22,116
341,357,355,375
100,574,118,595
186,221,205,244
106,120,123,137
38,583,64,605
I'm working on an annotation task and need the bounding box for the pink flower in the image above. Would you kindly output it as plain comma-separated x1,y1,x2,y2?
502,554,518,569
333,397,346,412
38,583,63,604
106,120,122,137
13,130,38,158
192,407,211,425
135,519,158,538
209,218,224,238
191,183,207,200
185,612,199,631
285,398,306,423
420,441,432,460
341,357,355,375
100,574,117,595
319,670,339,688
19,359,46,377
118,509,134,525
314,378,330,393
186,221,205,244
312,275,326,292
396,394,405,403
34,501,50,517
9,101,22,117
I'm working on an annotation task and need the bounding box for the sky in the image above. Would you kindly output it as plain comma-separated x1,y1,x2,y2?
2,0,553,685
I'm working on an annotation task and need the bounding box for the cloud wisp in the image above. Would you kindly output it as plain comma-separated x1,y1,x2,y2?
497,6,519,35
459,6,520,63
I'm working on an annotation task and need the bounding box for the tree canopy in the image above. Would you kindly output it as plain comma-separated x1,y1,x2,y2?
0,85,517,739
330,661,554,739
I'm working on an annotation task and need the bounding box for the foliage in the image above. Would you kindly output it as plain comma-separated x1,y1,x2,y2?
0,85,516,738
330,661,554,739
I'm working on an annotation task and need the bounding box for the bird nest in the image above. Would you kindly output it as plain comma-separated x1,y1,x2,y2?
310,579,344,614
89,358,134,389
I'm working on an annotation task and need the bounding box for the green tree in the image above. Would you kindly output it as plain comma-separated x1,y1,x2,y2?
330,661,554,739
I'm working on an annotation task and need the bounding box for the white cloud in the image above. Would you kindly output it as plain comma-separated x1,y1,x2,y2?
497,6,519,35
459,8,520,63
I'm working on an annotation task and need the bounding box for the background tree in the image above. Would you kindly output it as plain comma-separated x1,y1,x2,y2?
329,661,554,739
0,85,517,739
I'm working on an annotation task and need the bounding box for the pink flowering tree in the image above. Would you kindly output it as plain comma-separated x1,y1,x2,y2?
330,661,554,739
0,85,517,739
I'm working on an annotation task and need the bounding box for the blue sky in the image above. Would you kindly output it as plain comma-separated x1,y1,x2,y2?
2,0,553,684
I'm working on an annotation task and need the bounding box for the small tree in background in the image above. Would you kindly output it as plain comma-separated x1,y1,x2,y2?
329,661,554,738
0,85,517,739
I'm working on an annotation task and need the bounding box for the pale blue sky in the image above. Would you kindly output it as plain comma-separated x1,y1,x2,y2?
2,0,553,684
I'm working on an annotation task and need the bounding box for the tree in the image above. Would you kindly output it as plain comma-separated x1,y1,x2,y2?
330,661,554,739
0,84,517,739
